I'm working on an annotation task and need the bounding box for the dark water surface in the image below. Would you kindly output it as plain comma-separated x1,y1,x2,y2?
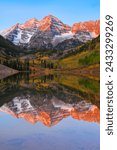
0,73,100,150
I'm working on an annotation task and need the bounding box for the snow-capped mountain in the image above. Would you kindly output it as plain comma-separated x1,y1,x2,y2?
0,15,100,50
0,96,100,126
0,23,37,46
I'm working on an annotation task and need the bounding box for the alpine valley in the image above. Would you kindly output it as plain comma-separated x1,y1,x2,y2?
0,15,100,78
0,0,101,148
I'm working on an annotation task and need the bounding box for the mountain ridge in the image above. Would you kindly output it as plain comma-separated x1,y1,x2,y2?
0,96,100,126
0,15,100,50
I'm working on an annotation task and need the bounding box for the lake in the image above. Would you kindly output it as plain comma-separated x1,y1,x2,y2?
0,73,100,150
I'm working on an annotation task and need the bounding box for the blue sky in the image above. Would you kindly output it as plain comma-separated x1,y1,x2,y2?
0,0,100,30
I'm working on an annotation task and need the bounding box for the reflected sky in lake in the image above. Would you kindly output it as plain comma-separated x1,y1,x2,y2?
0,112,99,150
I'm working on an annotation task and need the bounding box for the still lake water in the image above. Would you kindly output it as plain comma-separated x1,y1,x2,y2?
0,73,100,150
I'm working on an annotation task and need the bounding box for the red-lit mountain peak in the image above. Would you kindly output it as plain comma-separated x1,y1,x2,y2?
19,18,39,29
38,15,71,33
72,20,100,37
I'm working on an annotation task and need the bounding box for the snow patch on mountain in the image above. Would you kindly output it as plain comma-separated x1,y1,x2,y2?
11,97,35,114
90,32,98,38
52,31,93,46
51,97,74,111
12,28,22,45
52,31,74,46
74,31,93,42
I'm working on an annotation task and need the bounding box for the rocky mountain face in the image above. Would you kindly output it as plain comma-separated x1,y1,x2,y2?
0,15,100,50
72,20,100,37
0,96,100,126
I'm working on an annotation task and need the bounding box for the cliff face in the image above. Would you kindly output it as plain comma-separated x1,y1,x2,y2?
72,20,100,37
71,105,100,123
0,96,100,127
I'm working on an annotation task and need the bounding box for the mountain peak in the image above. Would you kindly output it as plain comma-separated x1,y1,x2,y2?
39,15,71,33
29,17,38,21
40,15,62,25
26,18,39,23
19,18,39,29
72,19,100,37
44,15,61,22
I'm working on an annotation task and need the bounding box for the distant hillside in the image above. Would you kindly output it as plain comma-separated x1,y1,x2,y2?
0,35,24,60
26,36,100,77
58,36,100,70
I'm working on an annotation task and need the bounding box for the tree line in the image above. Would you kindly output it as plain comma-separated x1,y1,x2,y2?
1,59,30,71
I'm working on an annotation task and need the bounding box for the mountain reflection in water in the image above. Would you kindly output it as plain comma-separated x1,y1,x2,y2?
0,73,100,126
0,73,100,150
0,96,99,126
